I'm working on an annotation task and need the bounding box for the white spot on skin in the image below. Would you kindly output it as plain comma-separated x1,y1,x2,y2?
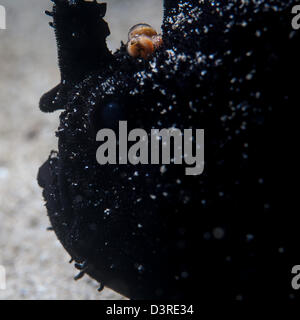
213,227,225,240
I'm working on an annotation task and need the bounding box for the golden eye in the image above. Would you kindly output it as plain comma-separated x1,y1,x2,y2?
128,23,158,40
127,35,155,60
127,24,163,59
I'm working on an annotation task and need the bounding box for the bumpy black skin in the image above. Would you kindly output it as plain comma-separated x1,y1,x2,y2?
38,0,299,302
40,0,111,111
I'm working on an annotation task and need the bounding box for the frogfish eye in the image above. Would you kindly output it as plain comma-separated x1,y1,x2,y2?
126,23,163,59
